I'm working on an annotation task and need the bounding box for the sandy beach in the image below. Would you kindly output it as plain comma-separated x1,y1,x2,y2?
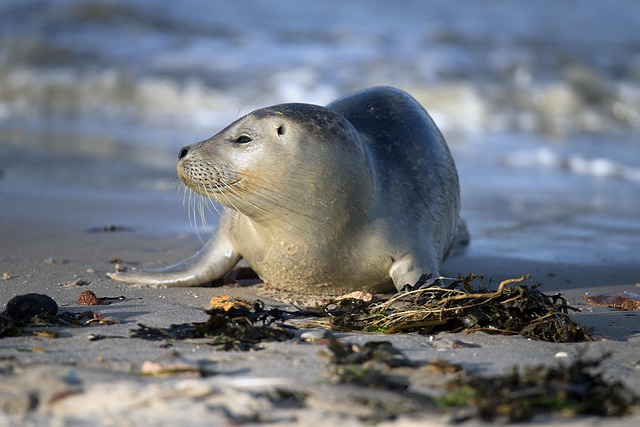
2,139,640,426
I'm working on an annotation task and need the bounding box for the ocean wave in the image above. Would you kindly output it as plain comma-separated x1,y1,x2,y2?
2,64,640,137
1,0,640,137
501,147,640,182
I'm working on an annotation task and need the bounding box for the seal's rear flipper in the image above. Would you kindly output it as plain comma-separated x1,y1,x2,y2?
447,219,470,257
107,233,241,287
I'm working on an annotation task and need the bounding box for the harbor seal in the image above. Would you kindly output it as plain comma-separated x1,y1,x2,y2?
108,86,469,296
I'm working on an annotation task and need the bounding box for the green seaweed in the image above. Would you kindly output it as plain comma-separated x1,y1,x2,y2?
438,354,639,422
131,300,295,351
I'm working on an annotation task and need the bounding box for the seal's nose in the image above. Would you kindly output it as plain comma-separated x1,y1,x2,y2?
178,146,189,160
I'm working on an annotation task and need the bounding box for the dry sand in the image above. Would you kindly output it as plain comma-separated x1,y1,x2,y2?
1,143,640,426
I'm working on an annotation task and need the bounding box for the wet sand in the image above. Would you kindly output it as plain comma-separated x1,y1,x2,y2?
1,142,640,426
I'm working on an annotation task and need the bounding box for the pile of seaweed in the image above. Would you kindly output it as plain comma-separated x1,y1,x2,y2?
323,338,639,422
438,354,639,422
323,275,590,343
130,275,590,348
131,296,294,351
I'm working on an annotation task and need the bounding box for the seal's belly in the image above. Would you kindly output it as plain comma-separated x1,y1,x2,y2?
239,236,394,295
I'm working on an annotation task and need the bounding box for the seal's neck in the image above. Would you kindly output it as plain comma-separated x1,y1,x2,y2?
239,160,374,240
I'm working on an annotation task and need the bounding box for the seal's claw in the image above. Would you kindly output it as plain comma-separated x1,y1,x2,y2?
400,284,414,292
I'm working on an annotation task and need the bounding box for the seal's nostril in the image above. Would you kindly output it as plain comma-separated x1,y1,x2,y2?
178,147,189,159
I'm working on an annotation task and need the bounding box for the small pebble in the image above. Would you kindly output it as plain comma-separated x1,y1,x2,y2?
451,339,481,349
100,316,122,325
209,295,253,311
555,351,570,358
77,290,103,306
42,258,65,265
86,316,121,325
300,329,332,342
60,279,91,288
334,291,374,302
61,369,82,385
140,355,202,377
2,272,10,280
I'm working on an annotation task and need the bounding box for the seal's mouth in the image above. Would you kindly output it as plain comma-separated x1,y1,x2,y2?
203,179,243,193
195,178,245,199
177,157,244,196
180,176,243,197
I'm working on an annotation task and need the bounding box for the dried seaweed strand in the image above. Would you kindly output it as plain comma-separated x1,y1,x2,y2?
368,276,531,332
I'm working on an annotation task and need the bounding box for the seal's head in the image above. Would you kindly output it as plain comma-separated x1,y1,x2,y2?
177,103,373,222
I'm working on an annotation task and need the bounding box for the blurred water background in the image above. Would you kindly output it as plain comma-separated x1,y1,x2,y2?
1,0,639,278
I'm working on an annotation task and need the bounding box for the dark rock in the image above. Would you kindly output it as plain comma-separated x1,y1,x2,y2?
4,293,58,322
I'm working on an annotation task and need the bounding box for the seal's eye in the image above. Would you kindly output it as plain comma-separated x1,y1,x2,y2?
277,125,286,136
234,135,252,144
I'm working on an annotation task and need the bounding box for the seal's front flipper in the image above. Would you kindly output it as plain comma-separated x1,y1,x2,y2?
389,257,439,292
107,233,241,287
